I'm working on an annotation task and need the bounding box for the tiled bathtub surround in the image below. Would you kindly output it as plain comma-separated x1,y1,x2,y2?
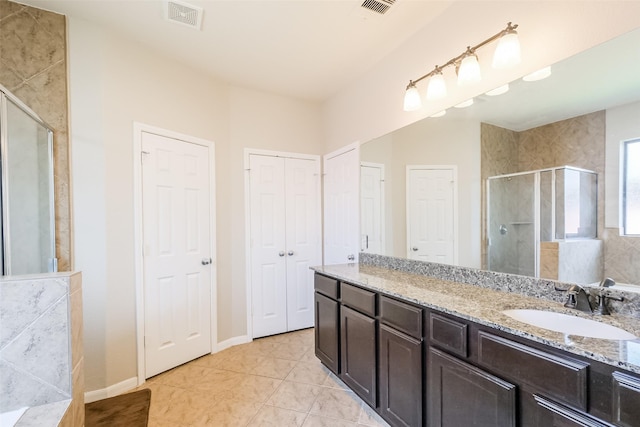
316,260,640,374
0,272,83,426
359,253,640,318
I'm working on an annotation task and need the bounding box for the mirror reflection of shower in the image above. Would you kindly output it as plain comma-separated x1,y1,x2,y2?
1,85,56,275
487,166,600,284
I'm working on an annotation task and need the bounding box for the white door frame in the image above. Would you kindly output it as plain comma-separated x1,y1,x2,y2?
406,165,459,265
360,161,386,254
243,148,321,340
133,122,217,385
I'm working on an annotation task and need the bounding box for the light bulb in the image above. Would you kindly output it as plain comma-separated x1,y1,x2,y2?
493,29,521,69
426,72,447,100
457,51,481,86
403,82,422,111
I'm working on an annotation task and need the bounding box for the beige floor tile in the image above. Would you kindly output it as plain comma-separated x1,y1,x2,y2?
194,397,262,426
299,348,319,363
147,417,189,427
359,403,390,427
309,388,363,423
189,351,230,369
323,372,349,389
227,374,282,403
303,414,358,427
270,341,312,361
267,380,323,412
215,353,267,374
285,360,330,385
247,405,308,426
250,356,298,379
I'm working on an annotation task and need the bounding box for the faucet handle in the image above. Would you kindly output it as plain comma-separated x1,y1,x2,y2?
598,277,615,288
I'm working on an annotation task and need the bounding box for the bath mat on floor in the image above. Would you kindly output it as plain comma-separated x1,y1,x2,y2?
85,389,151,427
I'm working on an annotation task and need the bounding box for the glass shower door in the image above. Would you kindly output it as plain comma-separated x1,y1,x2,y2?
2,96,55,275
487,173,536,276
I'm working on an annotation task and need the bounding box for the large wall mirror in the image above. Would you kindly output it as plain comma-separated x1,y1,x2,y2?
360,27,640,288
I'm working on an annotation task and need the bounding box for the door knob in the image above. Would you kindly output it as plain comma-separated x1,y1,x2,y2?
278,251,285,257
288,251,294,256
201,258,212,265
347,254,355,261
412,247,418,252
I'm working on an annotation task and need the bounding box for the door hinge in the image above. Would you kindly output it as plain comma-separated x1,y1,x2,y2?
141,150,150,163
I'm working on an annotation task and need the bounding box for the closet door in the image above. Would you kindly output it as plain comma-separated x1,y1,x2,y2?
250,155,288,338
249,154,320,338
285,158,320,331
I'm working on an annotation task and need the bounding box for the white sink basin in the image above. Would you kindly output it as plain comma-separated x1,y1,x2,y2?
502,309,637,340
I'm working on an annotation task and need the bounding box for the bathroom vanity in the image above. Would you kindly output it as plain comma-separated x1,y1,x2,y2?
312,261,640,427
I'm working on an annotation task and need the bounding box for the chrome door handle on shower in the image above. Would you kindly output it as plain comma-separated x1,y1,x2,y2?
201,258,212,265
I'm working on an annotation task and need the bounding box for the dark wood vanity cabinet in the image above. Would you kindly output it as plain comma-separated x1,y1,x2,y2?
314,274,340,374
379,295,424,427
428,347,517,427
312,273,640,427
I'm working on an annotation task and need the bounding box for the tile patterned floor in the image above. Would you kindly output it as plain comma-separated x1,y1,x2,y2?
136,328,390,427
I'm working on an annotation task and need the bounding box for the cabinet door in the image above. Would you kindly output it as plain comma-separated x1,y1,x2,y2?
612,371,640,427
314,292,339,374
428,347,516,427
379,324,422,427
533,394,614,427
341,305,377,407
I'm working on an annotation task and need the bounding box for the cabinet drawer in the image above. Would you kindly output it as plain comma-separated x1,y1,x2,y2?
341,282,376,316
314,274,338,299
478,331,589,411
430,313,468,358
612,371,640,427
380,296,423,339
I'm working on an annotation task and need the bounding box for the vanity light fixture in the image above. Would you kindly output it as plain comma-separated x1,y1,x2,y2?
454,99,474,108
403,22,520,111
485,84,510,96
523,66,552,82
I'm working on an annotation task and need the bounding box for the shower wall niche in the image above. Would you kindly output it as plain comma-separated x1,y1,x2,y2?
487,166,601,283
0,85,56,275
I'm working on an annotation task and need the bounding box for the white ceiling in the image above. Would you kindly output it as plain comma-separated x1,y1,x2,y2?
19,0,455,101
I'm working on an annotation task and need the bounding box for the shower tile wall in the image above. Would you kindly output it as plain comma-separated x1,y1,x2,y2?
481,111,606,274
0,272,83,426
0,0,71,271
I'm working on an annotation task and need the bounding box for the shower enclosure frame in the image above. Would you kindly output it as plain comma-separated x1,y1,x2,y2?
0,84,56,275
486,165,597,278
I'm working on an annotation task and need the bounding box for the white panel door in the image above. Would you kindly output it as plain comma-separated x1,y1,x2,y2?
323,146,360,265
360,163,384,254
249,155,287,338
285,158,320,331
249,154,320,337
407,167,455,264
142,132,212,378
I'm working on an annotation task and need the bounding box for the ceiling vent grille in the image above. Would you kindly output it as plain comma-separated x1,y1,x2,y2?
165,0,203,30
360,0,396,15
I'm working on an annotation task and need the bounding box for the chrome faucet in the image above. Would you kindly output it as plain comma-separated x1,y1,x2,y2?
593,278,624,315
563,285,593,313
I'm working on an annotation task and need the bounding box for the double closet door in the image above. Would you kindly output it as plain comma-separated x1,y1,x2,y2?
249,153,321,338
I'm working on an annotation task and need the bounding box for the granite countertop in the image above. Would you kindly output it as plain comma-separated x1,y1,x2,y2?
312,263,640,375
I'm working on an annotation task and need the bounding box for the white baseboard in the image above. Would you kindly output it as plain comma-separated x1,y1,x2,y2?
215,334,251,353
84,377,138,403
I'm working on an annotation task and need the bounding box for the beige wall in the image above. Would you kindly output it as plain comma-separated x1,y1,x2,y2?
68,18,323,391
0,0,71,270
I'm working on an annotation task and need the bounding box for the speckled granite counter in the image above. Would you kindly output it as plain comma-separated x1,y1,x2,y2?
312,263,640,375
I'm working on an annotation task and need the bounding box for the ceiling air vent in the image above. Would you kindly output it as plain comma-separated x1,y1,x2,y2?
360,0,396,15
165,0,203,30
